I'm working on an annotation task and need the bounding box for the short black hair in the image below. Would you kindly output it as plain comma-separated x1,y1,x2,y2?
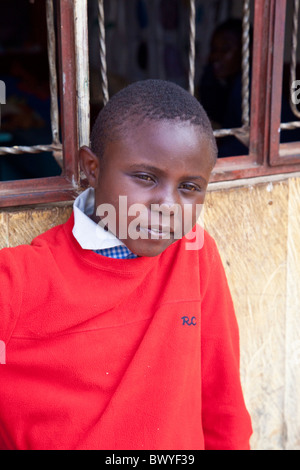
91,79,217,163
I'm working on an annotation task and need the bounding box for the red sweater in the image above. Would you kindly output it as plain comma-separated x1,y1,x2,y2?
0,214,252,450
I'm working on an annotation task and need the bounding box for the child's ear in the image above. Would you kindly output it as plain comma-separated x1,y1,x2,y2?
79,146,100,188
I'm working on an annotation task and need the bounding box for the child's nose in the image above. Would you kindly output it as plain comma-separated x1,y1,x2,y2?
152,187,181,215
154,202,180,216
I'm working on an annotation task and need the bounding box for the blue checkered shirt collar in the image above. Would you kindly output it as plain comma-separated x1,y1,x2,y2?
94,246,138,259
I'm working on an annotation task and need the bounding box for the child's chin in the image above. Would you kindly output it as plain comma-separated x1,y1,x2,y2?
125,238,174,258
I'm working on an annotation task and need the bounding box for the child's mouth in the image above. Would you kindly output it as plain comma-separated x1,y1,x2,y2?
140,226,173,239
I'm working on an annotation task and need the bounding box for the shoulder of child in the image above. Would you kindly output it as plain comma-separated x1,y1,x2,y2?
0,220,68,344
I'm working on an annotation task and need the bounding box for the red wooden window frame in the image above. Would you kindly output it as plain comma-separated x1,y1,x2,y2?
269,0,300,167
210,0,300,182
0,0,80,208
0,0,300,208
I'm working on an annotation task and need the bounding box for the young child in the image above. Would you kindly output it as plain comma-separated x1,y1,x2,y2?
0,79,252,450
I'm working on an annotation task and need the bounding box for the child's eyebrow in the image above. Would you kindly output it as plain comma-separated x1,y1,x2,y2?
127,164,208,185
127,164,163,174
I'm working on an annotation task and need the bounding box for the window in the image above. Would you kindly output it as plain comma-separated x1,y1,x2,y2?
0,0,80,207
1,0,300,208
210,0,300,183
269,0,300,167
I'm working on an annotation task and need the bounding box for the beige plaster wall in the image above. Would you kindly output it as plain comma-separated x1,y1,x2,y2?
1,175,300,450
204,176,300,450
0,203,73,248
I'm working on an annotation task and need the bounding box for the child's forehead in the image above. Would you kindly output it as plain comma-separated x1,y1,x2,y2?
106,119,215,169
117,118,207,146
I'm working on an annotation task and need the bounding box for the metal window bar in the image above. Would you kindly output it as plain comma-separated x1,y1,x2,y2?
213,0,251,147
98,0,109,106
74,0,90,148
188,0,196,96
0,0,63,161
47,0,60,146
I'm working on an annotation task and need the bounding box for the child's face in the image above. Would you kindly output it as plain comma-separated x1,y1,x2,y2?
85,120,214,257
209,30,241,80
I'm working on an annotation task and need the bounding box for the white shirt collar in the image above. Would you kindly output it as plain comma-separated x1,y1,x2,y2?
72,187,124,250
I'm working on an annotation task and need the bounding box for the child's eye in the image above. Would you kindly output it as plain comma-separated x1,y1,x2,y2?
179,182,201,192
135,174,155,182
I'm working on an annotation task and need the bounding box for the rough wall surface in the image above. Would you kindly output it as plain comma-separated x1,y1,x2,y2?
0,176,299,450
0,203,73,248
204,177,300,450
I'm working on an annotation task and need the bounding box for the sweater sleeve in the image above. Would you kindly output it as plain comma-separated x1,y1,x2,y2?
200,235,252,450
0,248,23,346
